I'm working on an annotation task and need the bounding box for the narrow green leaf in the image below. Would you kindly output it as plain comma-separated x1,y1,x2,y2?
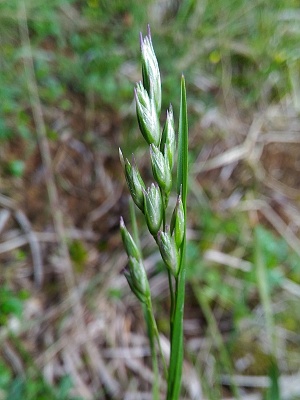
167,75,188,400
176,75,188,204
254,226,276,355
266,360,280,400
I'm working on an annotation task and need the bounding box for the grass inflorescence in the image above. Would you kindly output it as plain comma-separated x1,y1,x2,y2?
120,25,188,399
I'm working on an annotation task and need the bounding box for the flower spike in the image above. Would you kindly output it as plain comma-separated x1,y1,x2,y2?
140,27,161,114
143,183,163,236
135,82,160,146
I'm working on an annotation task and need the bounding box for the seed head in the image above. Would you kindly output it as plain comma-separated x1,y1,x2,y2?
124,257,150,303
120,217,141,260
143,183,163,236
120,151,145,212
157,229,179,277
140,25,161,114
161,104,176,170
135,82,160,146
170,194,185,249
150,144,172,194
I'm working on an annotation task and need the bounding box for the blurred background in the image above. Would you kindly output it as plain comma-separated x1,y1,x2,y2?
1,0,300,399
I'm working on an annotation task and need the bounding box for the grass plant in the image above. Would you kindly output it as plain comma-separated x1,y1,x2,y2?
120,26,188,399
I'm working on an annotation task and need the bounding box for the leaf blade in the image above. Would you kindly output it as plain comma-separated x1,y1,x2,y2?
176,75,188,204
167,75,188,400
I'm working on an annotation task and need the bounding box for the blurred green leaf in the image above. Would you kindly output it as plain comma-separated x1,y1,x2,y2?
6,160,25,177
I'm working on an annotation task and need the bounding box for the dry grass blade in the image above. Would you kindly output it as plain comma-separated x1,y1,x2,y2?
182,361,203,400
204,249,252,272
192,115,264,173
0,194,43,286
240,199,300,259
0,209,10,234
14,210,43,287
0,235,28,253
88,183,123,223
257,131,300,143
222,371,300,399
2,341,24,377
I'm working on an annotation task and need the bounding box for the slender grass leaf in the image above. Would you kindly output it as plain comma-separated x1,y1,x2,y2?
167,75,188,400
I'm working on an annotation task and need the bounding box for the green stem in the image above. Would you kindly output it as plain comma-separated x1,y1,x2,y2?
143,303,160,400
166,241,186,400
160,190,175,333
168,270,175,326
154,229,175,339
130,198,168,379
147,299,168,380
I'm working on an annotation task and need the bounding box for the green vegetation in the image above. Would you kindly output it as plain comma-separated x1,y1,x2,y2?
120,28,188,398
1,0,300,399
1,369,81,400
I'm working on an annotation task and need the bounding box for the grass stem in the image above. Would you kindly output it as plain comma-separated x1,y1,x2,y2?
143,303,160,400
